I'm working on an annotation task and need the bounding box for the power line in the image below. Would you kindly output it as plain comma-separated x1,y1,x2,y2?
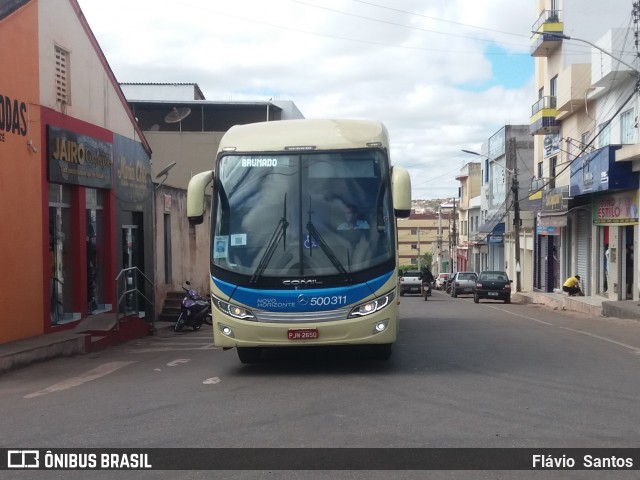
348,0,527,38
290,0,531,48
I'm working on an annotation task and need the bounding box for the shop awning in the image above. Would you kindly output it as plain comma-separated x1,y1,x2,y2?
538,211,568,227
478,215,505,234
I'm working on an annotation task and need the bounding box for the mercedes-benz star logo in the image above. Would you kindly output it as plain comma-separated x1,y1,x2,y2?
297,294,308,305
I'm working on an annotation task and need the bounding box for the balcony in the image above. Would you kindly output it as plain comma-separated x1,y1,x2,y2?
530,177,548,193
531,10,564,57
592,28,638,88
530,96,559,135
556,63,591,120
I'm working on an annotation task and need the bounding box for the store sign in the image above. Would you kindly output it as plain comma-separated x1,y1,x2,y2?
0,94,28,143
592,191,639,225
47,126,112,188
488,234,504,244
541,186,569,212
536,225,559,236
570,145,637,196
113,134,152,204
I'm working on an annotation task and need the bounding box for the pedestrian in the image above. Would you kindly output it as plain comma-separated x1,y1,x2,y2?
562,274,584,296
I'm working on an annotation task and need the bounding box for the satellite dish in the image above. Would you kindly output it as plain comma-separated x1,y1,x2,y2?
164,107,191,124
155,161,177,189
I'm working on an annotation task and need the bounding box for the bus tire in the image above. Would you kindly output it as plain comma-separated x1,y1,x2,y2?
237,347,261,363
371,343,392,361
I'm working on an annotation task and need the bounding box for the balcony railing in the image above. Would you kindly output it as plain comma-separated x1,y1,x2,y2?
531,9,563,33
530,177,547,192
531,96,557,116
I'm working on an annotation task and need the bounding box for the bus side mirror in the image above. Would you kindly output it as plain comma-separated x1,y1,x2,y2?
187,171,214,225
391,166,411,218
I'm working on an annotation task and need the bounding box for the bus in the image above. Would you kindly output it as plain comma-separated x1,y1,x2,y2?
186,119,411,363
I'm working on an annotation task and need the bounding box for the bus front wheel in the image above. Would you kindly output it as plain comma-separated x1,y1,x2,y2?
237,347,261,364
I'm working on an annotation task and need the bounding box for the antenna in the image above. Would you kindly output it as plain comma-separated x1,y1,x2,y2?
155,161,177,189
164,107,191,131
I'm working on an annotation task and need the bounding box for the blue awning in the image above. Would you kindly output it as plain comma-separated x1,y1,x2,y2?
478,215,505,234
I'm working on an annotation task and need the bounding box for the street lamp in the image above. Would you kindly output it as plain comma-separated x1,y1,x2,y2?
462,147,522,292
535,31,640,77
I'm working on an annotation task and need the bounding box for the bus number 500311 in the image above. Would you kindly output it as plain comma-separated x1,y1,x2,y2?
309,296,347,306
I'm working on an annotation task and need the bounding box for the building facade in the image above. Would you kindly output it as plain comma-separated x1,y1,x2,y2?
531,0,639,299
0,0,153,344
455,162,481,272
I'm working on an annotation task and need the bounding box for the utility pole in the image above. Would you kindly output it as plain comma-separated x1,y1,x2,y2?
451,197,457,273
437,206,442,274
417,228,421,271
510,138,522,292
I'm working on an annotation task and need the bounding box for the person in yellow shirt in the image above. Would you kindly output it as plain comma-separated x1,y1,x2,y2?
562,275,583,296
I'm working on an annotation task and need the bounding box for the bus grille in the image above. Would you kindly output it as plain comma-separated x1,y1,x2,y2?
255,308,351,323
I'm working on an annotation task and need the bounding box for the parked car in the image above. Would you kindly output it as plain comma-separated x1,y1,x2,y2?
474,271,512,304
434,273,450,290
399,270,422,296
449,271,478,297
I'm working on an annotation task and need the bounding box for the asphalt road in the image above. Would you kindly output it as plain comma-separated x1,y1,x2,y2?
2,289,640,479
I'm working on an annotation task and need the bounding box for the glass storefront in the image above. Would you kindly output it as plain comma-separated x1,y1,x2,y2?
86,188,108,313
49,184,78,324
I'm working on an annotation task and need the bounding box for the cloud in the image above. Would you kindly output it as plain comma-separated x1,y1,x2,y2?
79,0,536,199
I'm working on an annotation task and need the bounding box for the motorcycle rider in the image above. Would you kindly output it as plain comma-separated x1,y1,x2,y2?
419,265,434,297
419,265,434,286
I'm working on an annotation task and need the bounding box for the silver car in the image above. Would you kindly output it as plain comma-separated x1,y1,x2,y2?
450,271,478,298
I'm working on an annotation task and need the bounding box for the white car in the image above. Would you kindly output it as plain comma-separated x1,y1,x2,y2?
434,273,450,290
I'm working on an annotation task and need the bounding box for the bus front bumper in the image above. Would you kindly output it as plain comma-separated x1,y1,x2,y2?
212,315,398,348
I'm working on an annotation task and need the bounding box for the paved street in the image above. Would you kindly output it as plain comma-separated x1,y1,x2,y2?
2,291,640,479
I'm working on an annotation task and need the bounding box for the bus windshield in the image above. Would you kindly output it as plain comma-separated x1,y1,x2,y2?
211,149,395,283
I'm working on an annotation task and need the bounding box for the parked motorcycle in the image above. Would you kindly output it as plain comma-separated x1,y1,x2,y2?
174,281,211,332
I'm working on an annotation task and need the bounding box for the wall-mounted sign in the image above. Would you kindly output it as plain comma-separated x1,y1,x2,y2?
593,191,639,225
0,94,27,143
541,186,569,213
488,234,504,244
47,126,112,188
570,145,637,196
536,225,559,236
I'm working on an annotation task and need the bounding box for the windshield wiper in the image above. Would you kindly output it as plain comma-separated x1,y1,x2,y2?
250,195,288,285
306,199,352,284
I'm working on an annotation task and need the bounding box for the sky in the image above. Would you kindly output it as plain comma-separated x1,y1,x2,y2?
77,0,539,200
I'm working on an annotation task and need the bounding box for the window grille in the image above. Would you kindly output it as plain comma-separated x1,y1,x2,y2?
55,46,70,106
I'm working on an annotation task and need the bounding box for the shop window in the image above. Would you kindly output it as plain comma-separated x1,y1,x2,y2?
86,188,107,313
49,184,78,324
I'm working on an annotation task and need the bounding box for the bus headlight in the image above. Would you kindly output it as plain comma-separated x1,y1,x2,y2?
348,290,395,318
213,295,256,320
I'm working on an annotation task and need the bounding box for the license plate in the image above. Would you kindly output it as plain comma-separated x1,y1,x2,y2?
287,328,319,340
488,292,499,296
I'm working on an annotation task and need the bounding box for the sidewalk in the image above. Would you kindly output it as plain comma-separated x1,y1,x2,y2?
512,291,640,321
3,294,640,375
0,315,167,375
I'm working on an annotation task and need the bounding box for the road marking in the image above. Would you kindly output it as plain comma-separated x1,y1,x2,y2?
203,377,221,385
24,361,135,399
126,345,217,353
167,359,191,367
557,326,640,355
486,305,640,354
485,305,555,326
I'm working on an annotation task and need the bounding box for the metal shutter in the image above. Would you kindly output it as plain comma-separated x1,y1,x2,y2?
575,209,591,295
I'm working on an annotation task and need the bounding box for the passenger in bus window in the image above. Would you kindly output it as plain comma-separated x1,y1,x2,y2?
337,204,369,230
